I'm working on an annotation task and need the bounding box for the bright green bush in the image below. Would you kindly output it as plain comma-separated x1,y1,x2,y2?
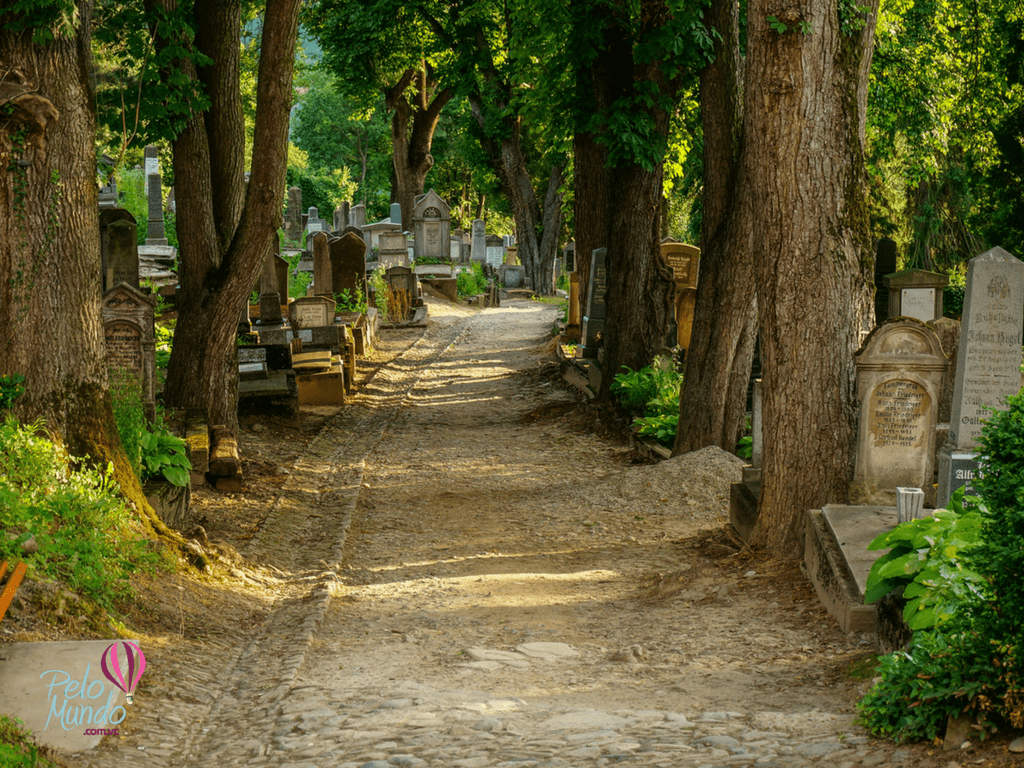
611,356,683,448
0,715,61,768
457,262,489,297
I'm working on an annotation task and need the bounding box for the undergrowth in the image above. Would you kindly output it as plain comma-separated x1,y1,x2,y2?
0,715,64,768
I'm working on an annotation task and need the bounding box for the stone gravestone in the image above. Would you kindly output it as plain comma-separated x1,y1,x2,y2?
143,145,159,197
471,219,486,262
884,269,948,322
102,283,158,422
564,241,575,273
352,204,366,228
341,225,371,260
937,247,1024,506
412,190,451,261
146,173,167,246
311,232,332,297
284,187,303,243
289,296,336,329
849,319,947,506
385,265,417,297
485,234,505,269
330,232,368,303
258,246,286,325
581,248,608,359
660,240,701,353
378,230,409,269
274,250,289,304
499,264,525,289
100,209,139,292
334,202,349,233
390,202,402,225
874,238,898,324
450,235,461,262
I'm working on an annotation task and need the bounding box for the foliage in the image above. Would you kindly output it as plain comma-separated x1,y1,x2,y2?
456,263,489,297
334,287,367,314
0,416,161,612
611,355,683,448
116,168,177,247
369,265,389,320
859,392,1024,739
138,427,191,487
286,165,359,224
109,370,147,479
0,714,61,768
109,371,190,486
0,373,26,411
863,490,988,629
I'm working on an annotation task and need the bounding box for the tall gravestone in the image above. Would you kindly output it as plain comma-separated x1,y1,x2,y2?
284,187,303,243
342,225,370,260
146,173,167,246
937,247,1024,506
311,232,332,296
100,209,139,292
103,284,158,422
258,236,286,325
660,240,701,353
330,232,368,302
143,145,159,198
485,234,504,268
849,320,947,506
352,204,366,228
471,219,486,262
412,190,451,261
390,203,402,225
874,238,898,325
581,248,608,359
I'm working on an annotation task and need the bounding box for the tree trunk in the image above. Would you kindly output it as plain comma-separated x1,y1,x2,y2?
674,0,758,455
746,0,878,557
162,0,300,433
0,2,185,544
386,68,452,231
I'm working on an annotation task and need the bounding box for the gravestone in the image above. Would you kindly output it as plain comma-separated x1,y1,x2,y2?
311,232,332,296
385,265,417,295
146,173,167,245
412,190,451,261
390,202,402,225
352,204,366,228
884,269,948,322
564,241,575,273
289,296,336,328
341,225,370,259
143,145,159,197
581,248,608,359
485,234,504,269
661,241,701,352
849,320,948,506
274,249,289,304
100,209,139,292
102,283,158,422
378,230,408,268
334,202,349,233
499,264,525,289
306,206,329,233
874,238,898,324
471,219,486,262
937,247,1024,506
450,235,461,262
330,232,368,303
258,246,287,325
363,219,401,251
284,187,303,243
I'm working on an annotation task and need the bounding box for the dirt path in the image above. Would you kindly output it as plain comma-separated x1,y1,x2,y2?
69,297,1022,767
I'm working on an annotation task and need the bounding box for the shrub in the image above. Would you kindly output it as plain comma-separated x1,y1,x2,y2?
611,355,683,448
457,262,489,297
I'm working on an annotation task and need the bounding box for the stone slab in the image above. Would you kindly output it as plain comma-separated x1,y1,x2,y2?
0,640,133,752
296,367,346,406
820,504,897,599
803,510,879,635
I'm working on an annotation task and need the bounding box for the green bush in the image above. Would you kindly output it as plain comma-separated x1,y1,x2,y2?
116,168,177,247
456,263,489,297
0,373,26,411
109,370,191,487
0,715,61,768
0,416,161,612
611,356,683,448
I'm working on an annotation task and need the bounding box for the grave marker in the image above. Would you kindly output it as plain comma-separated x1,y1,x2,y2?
289,296,336,328
146,173,167,246
330,232,368,303
581,248,608,359
102,284,158,422
471,219,486,262
99,209,139,291
884,269,948,322
412,190,451,261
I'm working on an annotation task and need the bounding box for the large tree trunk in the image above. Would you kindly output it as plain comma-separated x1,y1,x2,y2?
162,0,300,432
386,68,452,231
0,2,184,543
746,0,878,557
674,0,758,455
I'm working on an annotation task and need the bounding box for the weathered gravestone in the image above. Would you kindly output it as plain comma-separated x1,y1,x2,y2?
563,241,575,273
311,232,332,296
103,283,158,422
334,202,350,232
499,264,525,289
146,173,168,246
937,247,1024,506
884,269,948,322
341,225,370,259
485,234,505,269
352,204,366,228
100,209,139,292
581,248,608,359
289,296,336,329
849,319,947,506
390,202,402,225
660,240,701,353
874,238,898,324
378,230,408,269
450,235,461,262
330,232,368,303
258,246,288,325
412,190,451,261
471,219,486,262
284,187,303,243
143,145,159,197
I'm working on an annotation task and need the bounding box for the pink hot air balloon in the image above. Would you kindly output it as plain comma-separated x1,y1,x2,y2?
100,641,147,705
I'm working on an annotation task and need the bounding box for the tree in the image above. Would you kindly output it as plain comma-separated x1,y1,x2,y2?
745,0,878,556
0,1,184,543
150,0,301,432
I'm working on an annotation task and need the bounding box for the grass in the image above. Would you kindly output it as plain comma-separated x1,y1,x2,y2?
0,715,67,768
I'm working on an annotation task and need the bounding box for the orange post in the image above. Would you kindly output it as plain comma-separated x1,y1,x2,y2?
0,560,27,624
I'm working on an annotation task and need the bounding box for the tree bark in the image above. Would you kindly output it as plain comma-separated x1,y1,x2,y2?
386,67,452,231
0,1,186,544
674,0,758,455
746,0,878,557
161,0,300,433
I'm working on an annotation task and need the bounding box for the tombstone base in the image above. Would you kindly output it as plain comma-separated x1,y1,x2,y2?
729,477,760,542
936,444,981,509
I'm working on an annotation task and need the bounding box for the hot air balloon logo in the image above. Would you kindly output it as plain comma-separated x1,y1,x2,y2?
100,641,147,705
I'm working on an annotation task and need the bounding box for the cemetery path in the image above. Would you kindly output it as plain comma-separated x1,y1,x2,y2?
74,297,1022,768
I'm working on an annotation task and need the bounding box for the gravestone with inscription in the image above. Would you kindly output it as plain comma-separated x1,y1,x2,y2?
284,187,303,243
485,234,504,269
581,248,608,359
378,230,409,269
100,209,139,292
937,247,1024,506
850,319,948,506
330,232,368,302
471,219,486,262
884,269,948,322
874,238,898,324
412,190,451,261
311,232,332,296
103,283,158,422
289,296,336,329
660,240,701,352
564,241,575,273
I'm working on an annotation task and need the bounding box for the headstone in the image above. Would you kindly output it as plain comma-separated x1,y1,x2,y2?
412,190,451,261
311,232,332,296
499,264,525,289
471,219,486,262
661,242,701,352
937,247,1024,506
289,296,336,329
340,225,370,259
100,209,139,291
581,248,608,359
143,145,159,197
363,219,401,251
390,202,402,225
258,246,286,325
330,232,368,303
378,230,408,268
284,187,303,243
450,235,461,262
485,234,504,269
874,238,898,324
333,203,349,233
352,204,366,228
146,173,167,245
274,251,289,303
564,241,575,272
306,206,329,233
102,283,158,422
849,319,948,506
884,269,948,322
384,265,417,296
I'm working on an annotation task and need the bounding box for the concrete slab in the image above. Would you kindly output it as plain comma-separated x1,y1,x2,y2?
803,511,878,634
0,640,135,752
821,504,897,598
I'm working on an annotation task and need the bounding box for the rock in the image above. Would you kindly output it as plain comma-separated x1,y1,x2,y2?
473,718,502,732
1010,736,1024,753
516,642,579,659
542,711,628,731
944,715,973,751
19,534,37,554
